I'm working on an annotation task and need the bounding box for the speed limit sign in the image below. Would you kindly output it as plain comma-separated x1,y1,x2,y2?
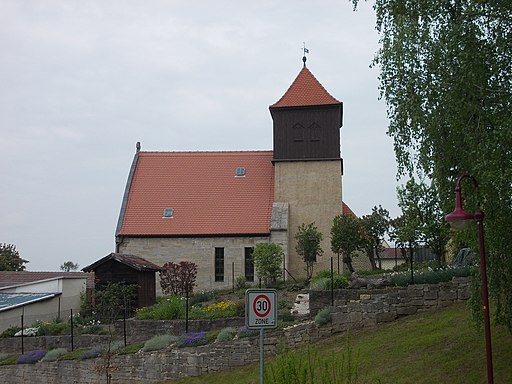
246,289,278,329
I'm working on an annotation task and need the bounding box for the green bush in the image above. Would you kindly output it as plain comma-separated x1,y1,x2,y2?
188,291,217,306
41,348,68,362
36,321,69,336
314,307,332,327
0,325,21,338
108,340,125,353
265,343,361,384
235,276,248,290
310,274,349,290
215,327,237,342
119,342,143,355
136,296,183,320
0,355,17,365
142,334,178,352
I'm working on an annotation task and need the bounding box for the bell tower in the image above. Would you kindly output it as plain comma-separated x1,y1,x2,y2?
270,58,344,279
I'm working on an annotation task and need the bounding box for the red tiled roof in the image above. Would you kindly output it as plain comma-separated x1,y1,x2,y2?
0,271,95,290
117,151,275,236
271,66,341,108
342,202,357,217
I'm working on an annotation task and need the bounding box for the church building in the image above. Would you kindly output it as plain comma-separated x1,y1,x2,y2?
115,59,358,291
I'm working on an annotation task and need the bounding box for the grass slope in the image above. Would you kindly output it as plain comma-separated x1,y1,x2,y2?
162,303,512,384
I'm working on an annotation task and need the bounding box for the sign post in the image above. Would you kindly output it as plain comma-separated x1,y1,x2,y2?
245,289,277,384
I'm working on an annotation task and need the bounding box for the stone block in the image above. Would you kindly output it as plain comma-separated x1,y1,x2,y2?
376,311,397,323
396,306,417,316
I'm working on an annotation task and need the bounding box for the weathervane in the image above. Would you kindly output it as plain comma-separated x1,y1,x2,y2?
302,42,309,66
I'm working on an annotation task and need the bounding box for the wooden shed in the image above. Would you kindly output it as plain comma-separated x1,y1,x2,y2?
83,253,162,309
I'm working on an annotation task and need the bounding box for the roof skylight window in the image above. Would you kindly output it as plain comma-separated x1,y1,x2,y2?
235,167,246,177
163,208,174,218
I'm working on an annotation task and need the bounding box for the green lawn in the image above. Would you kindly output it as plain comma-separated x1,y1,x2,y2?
161,303,512,383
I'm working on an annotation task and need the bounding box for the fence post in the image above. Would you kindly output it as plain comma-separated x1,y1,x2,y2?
123,304,127,346
70,308,74,351
21,313,24,355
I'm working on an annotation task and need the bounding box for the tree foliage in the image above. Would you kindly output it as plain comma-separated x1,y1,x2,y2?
295,223,324,283
94,281,137,323
252,242,284,286
60,261,79,272
330,214,364,274
353,0,512,329
159,261,198,295
0,243,28,271
361,205,390,269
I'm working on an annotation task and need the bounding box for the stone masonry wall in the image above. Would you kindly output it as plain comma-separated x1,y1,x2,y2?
0,278,470,383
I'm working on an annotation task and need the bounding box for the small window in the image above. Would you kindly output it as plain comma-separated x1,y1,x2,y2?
235,167,246,177
215,248,225,282
163,207,174,218
244,247,254,282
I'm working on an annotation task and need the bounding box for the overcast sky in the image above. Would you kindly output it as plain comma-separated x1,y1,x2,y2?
0,0,401,271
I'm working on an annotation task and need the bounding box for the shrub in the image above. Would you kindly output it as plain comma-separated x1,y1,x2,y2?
0,353,9,361
314,307,332,327
390,266,471,287
60,349,88,361
142,334,178,352
0,355,17,365
17,349,47,364
236,326,259,339
81,347,102,360
136,296,183,320
160,261,198,295
215,327,237,342
235,276,248,290
36,321,69,336
41,348,68,362
310,274,349,290
189,291,217,306
265,343,361,384
179,332,208,347
108,340,126,353
0,325,21,338
119,342,143,355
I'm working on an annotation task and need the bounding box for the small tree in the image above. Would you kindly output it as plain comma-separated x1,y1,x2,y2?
94,282,137,323
0,243,28,271
60,261,79,272
159,261,198,295
361,205,390,270
295,223,323,283
330,214,364,274
252,243,284,286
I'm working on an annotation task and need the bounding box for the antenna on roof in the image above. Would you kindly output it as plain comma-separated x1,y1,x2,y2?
136,141,141,152
302,42,309,67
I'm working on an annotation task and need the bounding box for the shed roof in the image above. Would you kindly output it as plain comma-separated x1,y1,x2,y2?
82,253,163,272
116,151,275,237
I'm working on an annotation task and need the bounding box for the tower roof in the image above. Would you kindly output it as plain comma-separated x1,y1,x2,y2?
271,66,341,108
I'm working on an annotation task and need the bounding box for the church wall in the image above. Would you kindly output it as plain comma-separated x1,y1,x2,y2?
274,160,343,280
117,236,270,294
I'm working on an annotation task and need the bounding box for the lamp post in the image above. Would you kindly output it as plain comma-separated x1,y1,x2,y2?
445,174,493,384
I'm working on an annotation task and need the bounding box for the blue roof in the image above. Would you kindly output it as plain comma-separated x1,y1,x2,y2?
0,292,60,311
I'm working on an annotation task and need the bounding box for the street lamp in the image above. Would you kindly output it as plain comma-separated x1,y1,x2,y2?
445,174,493,384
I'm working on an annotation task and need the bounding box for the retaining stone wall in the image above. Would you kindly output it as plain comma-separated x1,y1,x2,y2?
0,278,470,383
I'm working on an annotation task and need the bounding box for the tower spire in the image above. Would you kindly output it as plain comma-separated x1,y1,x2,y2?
302,42,309,67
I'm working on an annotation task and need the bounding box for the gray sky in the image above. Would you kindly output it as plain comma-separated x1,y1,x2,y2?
0,0,401,271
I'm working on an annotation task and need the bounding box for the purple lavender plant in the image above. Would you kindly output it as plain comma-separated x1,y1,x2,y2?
16,349,47,364
180,332,208,347
81,346,102,360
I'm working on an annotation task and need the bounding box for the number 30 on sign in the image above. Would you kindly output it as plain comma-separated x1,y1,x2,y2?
245,289,278,329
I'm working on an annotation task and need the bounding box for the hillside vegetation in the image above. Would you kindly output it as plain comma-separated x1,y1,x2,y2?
163,303,512,384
